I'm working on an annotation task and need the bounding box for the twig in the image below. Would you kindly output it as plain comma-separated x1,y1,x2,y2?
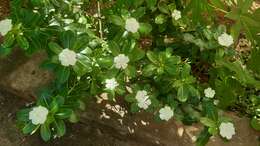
97,1,103,39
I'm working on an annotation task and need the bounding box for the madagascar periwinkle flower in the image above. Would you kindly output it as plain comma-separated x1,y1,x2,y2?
204,87,216,98
114,54,130,69
219,122,235,140
0,19,12,36
105,78,119,90
218,33,234,47
29,106,49,125
171,10,182,20
159,106,174,121
135,90,151,110
58,49,77,66
125,18,140,33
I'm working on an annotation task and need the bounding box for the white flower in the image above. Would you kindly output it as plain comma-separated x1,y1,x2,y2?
171,10,182,20
0,19,12,36
219,122,235,140
114,54,130,69
135,90,151,110
105,78,119,90
58,49,77,66
29,106,49,125
204,87,215,98
159,106,174,121
218,33,234,47
125,18,140,33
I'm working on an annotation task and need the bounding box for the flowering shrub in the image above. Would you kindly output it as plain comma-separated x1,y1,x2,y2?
0,0,260,145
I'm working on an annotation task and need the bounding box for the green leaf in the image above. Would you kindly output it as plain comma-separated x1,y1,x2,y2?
22,122,38,134
158,2,169,14
0,45,12,56
17,35,29,50
208,127,218,135
147,51,159,64
125,65,136,78
108,41,120,56
202,101,218,121
188,85,200,98
2,33,15,48
177,85,189,102
200,117,216,127
250,117,260,131
73,54,92,76
50,99,59,113
97,57,113,68
108,15,124,26
131,103,139,113
133,0,144,7
60,30,76,49
17,108,30,122
125,94,135,103
132,7,146,18
55,120,66,137
145,0,157,10
155,14,167,24
129,47,145,62
196,128,211,146
143,64,156,77
48,42,62,54
56,109,73,119
69,111,79,123
56,67,70,84
139,23,152,35
248,48,260,74
40,123,51,141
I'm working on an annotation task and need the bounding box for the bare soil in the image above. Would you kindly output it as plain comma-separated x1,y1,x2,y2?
0,90,149,146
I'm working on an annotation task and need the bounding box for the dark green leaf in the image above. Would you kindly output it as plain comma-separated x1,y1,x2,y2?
55,120,66,137
17,35,29,50
40,123,51,141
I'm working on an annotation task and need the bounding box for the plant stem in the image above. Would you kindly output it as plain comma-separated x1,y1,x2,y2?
97,1,103,39
208,3,228,14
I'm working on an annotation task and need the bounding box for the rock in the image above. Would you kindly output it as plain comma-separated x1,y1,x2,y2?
0,49,53,100
81,101,260,146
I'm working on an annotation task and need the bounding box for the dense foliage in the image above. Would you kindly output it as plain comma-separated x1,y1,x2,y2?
0,0,260,145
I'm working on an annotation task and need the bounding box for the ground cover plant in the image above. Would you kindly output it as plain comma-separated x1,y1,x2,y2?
0,0,260,145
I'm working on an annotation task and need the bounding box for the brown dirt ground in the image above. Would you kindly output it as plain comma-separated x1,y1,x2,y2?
0,90,149,146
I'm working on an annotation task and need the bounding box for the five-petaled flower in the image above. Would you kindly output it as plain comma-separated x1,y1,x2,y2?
125,18,140,33
29,106,49,125
219,122,235,140
159,106,174,121
135,90,151,110
58,49,77,66
171,10,182,20
204,87,216,98
218,33,234,47
114,54,130,69
105,78,119,90
0,19,12,36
